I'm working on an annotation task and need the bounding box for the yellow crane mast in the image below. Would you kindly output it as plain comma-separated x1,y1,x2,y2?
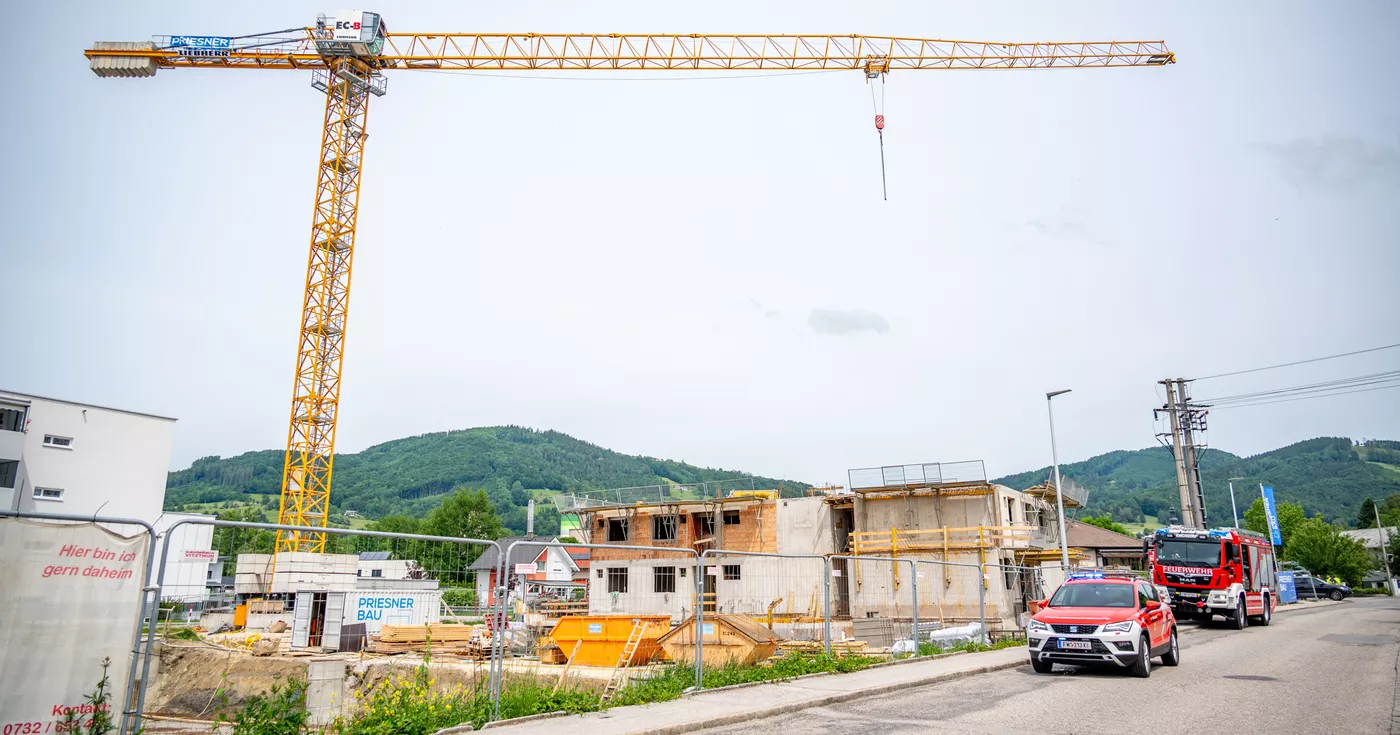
86,15,1173,553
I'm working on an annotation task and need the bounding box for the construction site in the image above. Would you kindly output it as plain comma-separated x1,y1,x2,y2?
117,458,1107,726
0,6,1192,734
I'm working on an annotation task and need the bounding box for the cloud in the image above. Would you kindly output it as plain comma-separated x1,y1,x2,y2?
1259,136,1400,193
1026,217,1092,239
808,308,890,336
749,299,782,320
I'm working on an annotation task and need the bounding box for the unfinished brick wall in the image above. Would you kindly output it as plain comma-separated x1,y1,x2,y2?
587,499,778,563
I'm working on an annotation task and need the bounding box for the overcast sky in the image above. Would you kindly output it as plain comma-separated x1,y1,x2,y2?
5,1,1398,485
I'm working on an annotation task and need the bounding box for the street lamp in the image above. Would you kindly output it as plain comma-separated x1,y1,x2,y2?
1228,477,1245,529
1046,389,1072,569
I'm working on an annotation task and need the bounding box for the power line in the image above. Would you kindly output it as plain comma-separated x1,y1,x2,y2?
1204,383,1400,410
1192,342,1400,381
1196,370,1400,404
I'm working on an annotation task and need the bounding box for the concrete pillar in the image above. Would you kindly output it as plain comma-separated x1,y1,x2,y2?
305,658,345,725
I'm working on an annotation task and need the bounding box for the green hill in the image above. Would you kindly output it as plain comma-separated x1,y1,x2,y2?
993,438,1400,525
165,426,810,535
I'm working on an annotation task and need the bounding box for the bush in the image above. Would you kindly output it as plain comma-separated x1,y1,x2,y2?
217,676,308,735
1352,587,1392,596
337,665,475,735
441,587,476,607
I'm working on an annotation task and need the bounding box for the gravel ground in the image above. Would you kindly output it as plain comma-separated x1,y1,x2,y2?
698,597,1400,735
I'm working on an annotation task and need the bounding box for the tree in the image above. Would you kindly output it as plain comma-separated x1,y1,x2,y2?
369,515,422,535
1357,498,1379,529
1243,498,1306,546
423,488,505,569
1081,515,1130,536
1283,518,1374,586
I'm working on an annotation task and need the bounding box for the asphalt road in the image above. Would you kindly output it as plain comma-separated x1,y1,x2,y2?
698,597,1400,735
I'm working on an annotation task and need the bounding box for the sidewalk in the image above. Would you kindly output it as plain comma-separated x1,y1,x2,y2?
478,647,1028,734
1277,597,1346,613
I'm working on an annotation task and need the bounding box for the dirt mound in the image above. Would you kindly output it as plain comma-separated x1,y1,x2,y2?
145,644,307,718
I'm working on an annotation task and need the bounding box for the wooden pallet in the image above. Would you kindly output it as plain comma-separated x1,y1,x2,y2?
378,623,484,643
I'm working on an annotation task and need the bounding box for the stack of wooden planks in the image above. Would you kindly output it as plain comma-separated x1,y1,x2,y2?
776,640,869,657
367,624,492,658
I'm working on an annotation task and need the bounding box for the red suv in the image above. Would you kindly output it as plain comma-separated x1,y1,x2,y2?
1027,572,1179,677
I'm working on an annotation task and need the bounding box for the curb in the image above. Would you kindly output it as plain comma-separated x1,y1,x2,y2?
1277,599,1345,614
620,657,1027,735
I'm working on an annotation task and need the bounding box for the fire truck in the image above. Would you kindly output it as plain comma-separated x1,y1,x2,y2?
1148,526,1278,629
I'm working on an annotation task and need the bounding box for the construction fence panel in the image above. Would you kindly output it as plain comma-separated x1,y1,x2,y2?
830,555,918,654
141,519,503,733
498,540,700,717
697,550,830,684
0,511,158,735
907,558,987,649
979,562,1065,637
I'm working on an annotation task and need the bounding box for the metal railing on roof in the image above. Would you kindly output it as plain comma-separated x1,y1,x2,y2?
847,460,987,490
550,478,762,513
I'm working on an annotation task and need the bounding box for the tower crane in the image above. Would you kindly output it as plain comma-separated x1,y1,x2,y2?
86,14,1174,553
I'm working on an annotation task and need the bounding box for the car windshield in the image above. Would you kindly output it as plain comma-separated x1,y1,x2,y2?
1156,540,1222,568
1049,582,1137,608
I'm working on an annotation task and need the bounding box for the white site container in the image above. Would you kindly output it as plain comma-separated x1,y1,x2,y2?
342,590,443,634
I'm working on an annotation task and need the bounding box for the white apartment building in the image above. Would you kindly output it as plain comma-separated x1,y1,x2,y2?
1,390,177,521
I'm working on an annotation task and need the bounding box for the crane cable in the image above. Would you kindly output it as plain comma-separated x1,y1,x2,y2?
869,74,888,200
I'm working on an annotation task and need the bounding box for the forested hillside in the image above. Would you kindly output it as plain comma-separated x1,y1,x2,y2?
994,438,1400,525
165,426,808,535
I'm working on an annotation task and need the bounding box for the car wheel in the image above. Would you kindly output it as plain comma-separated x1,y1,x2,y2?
1329,590,1344,601
1031,656,1053,674
1231,597,1248,630
1255,595,1272,626
1160,628,1180,666
1130,635,1152,678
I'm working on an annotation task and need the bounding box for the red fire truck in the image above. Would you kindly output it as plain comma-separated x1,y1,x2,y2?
1148,526,1278,628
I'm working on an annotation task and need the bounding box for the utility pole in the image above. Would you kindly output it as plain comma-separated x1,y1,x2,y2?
1159,379,1197,528
1176,380,1209,528
1377,504,1393,595
1047,389,1073,569
1228,477,1245,529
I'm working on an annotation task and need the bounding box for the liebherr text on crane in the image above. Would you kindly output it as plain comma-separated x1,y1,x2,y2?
87,11,1174,553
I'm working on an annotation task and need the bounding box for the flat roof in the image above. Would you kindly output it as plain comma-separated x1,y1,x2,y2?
0,390,178,422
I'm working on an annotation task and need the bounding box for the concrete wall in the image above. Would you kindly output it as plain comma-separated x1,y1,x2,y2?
589,556,829,619
0,391,176,523
776,496,834,555
844,551,1020,629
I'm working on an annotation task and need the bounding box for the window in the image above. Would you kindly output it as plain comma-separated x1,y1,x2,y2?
1006,498,1016,524
723,510,741,526
695,515,715,538
654,566,676,593
653,515,678,542
1138,584,1158,606
722,564,741,581
1048,582,1134,608
679,567,687,577
607,518,630,542
43,435,73,449
33,487,64,501
0,406,25,432
606,567,629,594
596,568,604,579
370,569,383,578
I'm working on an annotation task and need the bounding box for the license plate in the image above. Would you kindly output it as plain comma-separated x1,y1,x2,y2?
1057,639,1092,650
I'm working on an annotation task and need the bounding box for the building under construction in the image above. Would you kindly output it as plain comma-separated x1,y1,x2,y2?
553,460,1089,635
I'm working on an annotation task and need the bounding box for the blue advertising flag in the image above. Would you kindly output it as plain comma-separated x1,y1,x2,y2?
1277,572,1298,603
1261,485,1283,546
